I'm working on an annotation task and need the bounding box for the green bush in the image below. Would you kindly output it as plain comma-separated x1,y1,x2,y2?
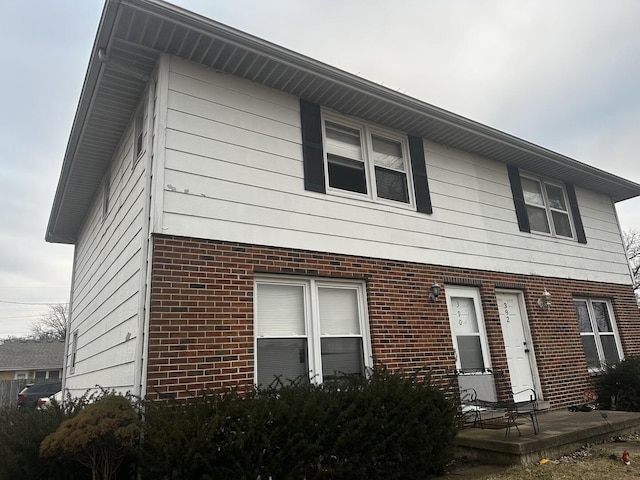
142,367,459,479
41,394,142,480
0,391,94,480
598,356,640,411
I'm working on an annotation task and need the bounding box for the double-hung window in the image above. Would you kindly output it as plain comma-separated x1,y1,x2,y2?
521,176,573,238
574,298,623,370
324,117,412,205
254,276,371,387
507,165,587,243
299,100,433,214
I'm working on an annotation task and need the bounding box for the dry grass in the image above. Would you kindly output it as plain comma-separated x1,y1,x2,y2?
483,455,638,480
441,434,640,480
480,436,640,480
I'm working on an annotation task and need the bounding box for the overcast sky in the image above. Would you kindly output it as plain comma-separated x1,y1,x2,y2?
1,0,639,337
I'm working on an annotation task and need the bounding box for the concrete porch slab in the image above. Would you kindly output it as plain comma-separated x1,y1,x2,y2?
455,409,640,465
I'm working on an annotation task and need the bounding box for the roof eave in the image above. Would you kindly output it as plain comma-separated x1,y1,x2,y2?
46,0,123,244
46,0,640,244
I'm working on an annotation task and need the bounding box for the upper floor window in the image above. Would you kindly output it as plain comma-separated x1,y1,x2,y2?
521,176,573,238
574,298,622,371
507,165,587,243
102,174,110,222
134,106,144,158
324,118,411,204
299,100,433,214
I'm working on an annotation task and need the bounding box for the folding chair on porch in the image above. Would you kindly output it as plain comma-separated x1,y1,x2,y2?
456,368,540,438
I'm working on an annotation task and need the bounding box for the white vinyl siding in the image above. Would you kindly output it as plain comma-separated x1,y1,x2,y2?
65,89,150,396
254,277,371,387
155,55,632,287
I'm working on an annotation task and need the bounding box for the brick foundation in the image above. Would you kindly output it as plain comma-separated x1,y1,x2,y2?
146,234,640,408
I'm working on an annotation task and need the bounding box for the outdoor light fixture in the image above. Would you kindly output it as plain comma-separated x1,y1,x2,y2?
537,288,551,310
429,282,441,303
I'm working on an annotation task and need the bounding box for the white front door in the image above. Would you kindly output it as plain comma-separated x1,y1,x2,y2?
446,286,491,372
496,292,536,402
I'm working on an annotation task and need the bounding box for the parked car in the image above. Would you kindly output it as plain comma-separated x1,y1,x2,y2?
37,390,63,409
17,381,62,408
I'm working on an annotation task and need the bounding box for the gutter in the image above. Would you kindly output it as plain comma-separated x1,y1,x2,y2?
123,0,640,200
133,77,156,399
47,0,640,245
46,0,124,244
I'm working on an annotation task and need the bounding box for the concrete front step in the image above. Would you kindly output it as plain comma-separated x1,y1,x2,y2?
455,409,640,465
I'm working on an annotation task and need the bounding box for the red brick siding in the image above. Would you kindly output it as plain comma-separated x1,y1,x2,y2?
146,234,640,408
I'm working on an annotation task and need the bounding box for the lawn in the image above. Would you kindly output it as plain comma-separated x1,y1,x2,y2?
443,434,640,480
484,455,638,479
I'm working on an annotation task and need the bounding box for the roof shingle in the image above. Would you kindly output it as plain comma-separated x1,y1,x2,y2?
0,340,64,371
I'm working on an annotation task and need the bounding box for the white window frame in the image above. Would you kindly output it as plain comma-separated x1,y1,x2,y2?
102,173,110,223
521,173,575,239
133,102,146,167
254,276,372,386
69,330,78,375
34,370,60,381
574,298,623,372
321,111,415,209
445,286,492,373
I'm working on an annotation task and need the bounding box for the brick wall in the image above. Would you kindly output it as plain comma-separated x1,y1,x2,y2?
146,234,640,408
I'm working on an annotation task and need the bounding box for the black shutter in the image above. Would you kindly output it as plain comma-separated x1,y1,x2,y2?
299,99,325,193
507,165,530,233
408,135,433,214
565,183,587,244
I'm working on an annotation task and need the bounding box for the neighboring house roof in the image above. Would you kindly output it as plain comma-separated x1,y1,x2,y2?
0,340,65,371
46,0,640,244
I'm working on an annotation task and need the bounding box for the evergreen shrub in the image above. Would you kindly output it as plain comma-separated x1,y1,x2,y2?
142,367,459,479
40,393,142,480
0,390,99,479
598,356,640,411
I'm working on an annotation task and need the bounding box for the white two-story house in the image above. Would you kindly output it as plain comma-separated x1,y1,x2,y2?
47,0,640,408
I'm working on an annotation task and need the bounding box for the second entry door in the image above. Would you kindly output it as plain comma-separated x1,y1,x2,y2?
496,291,537,403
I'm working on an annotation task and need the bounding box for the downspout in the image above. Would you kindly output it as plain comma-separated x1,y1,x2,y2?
613,200,637,306
138,55,170,399
60,245,78,397
96,45,152,398
98,49,150,82
133,77,156,399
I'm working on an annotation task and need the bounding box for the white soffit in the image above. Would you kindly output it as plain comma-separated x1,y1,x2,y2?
46,0,640,243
